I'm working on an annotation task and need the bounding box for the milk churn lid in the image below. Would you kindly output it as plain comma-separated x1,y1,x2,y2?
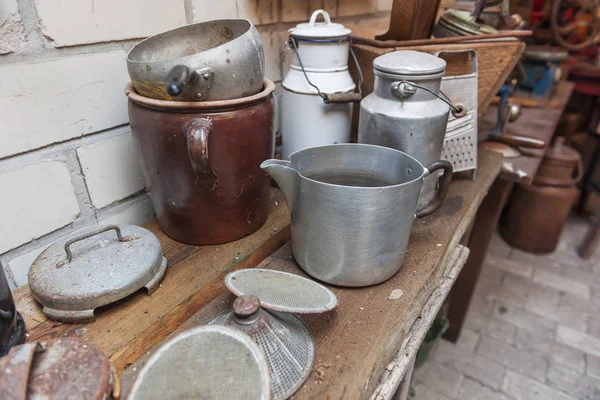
289,9,351,38
374,50,447,77
28,224,167,322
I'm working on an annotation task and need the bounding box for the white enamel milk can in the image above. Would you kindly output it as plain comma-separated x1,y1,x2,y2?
281,9,362,159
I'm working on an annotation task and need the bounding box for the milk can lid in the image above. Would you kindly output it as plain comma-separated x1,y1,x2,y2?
289,9,352,38
374,50,447,76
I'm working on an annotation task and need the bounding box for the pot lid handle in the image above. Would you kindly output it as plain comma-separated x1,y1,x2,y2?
58,225,125,268
308,9,331,26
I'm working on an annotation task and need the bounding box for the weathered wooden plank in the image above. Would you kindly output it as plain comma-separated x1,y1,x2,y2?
12,188,291,372
373,245,470,400
118,150,503,399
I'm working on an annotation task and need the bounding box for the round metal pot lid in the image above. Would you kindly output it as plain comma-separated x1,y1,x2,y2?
373,50,447,77
129,325,270,400
28,224,167,322
289,9,351,38
225,269,337,314
524,46,569,63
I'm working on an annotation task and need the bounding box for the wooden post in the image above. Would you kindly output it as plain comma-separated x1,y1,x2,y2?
444,178,513,342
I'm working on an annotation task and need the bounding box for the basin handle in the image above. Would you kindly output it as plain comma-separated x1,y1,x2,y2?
166,65,214,100
186,118,212,175
166,65,198,97
416,161,453,218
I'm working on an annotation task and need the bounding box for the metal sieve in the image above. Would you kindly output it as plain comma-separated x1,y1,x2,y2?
225,268,337,314
209,295,315,400
129,325,271,400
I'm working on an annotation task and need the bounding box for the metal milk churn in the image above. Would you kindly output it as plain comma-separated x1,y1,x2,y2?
282,9,362,159
358,50,466,208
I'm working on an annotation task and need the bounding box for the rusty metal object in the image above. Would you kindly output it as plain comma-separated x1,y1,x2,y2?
0,339,118,400
28,224,167,323
502,183,579,253
480,141,521,157
535,138,584,186
0,343,40,400
126,80,275,245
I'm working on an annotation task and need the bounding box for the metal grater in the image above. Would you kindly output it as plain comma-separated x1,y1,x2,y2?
439,50,478,179
129,325,271,400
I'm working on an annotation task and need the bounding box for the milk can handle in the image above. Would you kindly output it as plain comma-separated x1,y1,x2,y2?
287,37,364,104
308,9,332,25
58,225,125,267
416,161,453,218
391,81,467,118
186,118,212,175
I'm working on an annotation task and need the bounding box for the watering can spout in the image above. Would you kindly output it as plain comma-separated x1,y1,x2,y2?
260,159,298,213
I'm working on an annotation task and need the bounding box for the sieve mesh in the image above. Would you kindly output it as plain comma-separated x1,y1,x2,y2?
225,269,337,314
210,309,315,400
128,325,270,400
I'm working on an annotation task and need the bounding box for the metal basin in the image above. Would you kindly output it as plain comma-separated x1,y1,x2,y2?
127,19,264,101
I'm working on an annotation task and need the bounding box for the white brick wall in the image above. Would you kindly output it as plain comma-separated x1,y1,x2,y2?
7,245,49,288
191,0,237,21
98,194,155,226
0,0,24,54
237,0,279,25
76,133,146,209
0,51,130,159
35,0,186,47
0,161,80,253
0,0,390,288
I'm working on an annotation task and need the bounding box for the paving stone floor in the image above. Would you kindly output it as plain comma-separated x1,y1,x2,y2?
413,216,600,400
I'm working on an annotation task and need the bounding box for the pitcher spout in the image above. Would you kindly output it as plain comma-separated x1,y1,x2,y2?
260,159,298,213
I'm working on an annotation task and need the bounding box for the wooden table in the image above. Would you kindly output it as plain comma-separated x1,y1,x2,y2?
444,81,574,342
12,152,502,400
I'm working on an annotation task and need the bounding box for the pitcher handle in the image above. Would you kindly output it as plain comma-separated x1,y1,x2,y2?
416,161,453,218
186,118,212,175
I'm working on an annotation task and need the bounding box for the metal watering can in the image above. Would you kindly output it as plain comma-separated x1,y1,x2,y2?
261,144,452,287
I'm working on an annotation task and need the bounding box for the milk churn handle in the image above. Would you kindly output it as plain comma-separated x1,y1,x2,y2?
288,37,363,104
392,80,467,118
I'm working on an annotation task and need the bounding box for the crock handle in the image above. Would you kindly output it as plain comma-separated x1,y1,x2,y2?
186,118,212,175
416,161,453,218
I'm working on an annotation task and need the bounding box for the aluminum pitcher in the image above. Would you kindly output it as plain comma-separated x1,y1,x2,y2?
261,144,452,287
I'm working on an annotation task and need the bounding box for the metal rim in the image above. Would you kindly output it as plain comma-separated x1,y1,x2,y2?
225,269,338,314
125,79,275,111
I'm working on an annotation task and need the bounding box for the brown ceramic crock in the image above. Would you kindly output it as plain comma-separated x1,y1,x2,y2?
126,79,275,245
